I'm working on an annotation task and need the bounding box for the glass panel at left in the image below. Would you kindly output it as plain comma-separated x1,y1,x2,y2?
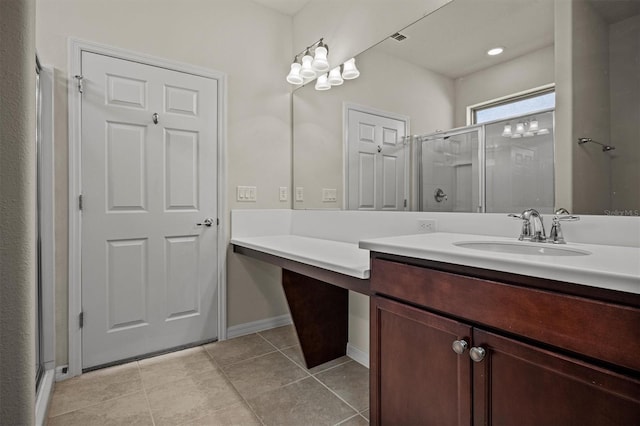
35,58,44,390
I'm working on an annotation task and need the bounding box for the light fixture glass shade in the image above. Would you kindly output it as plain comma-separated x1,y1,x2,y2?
529,118,539,131
315,73,331,91
523,131,534,137
312,46,330,72
537,128,549,135
328,67,343,85
286,63,303,85
300,54,316,78
501,123,512,137
341,58,360,80
515,122,525,134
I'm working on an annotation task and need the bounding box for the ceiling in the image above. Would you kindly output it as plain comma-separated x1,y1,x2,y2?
374,0,555,79
252,0,311,16
588,0,640,24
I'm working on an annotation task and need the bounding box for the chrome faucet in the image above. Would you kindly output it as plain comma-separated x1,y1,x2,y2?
548,209,580,244
508,208,546,242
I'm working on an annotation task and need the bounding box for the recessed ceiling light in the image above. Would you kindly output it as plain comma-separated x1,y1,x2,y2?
487,47,504,56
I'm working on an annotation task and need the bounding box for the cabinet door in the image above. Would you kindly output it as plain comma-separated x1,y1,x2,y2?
371,296,472,426
472,329,640,426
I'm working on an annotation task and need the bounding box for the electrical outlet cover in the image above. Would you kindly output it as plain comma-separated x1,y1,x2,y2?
417,219,436,233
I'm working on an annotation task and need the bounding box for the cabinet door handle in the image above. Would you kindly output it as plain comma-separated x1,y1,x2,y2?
469,346,486,362
452,339,469,355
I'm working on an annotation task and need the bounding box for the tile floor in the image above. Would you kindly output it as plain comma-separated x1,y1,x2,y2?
47,325,370,425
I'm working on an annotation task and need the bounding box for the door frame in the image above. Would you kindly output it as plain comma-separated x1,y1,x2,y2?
67,39,227,377
342,103,410,210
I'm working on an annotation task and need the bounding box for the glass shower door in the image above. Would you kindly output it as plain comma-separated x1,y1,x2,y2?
484,110,555,214
418,127,481,212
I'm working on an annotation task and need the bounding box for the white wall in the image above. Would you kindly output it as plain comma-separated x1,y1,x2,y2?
0,0,36,422
554,0,573,212
454,45,555,128
35,0,293,365
610,14,640,213
570,0,611,215
294,48,455,209
293,0,451,67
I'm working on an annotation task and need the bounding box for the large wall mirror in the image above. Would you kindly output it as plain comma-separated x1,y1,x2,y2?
293,0,640,215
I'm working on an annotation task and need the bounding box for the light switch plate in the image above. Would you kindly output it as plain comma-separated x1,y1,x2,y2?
237,186,257,202
279,187,288,202
322,188,337,202
295,187,304,202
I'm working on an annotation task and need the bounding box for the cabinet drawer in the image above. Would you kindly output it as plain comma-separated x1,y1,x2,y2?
371,258,640,372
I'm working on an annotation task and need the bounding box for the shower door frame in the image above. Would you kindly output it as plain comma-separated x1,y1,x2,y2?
417,125,485,212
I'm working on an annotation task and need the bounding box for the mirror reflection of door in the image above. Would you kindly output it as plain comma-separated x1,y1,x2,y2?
345,106,408,210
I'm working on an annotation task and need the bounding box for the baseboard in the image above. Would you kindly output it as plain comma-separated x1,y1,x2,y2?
35,369,55,426
227,314,293,339
347,343,369,368
55,365,69,382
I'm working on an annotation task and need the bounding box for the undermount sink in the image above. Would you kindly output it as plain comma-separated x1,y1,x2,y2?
453,241,591,256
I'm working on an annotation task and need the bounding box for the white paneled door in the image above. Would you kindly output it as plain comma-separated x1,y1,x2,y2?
81,51,218,368
347,108,407,210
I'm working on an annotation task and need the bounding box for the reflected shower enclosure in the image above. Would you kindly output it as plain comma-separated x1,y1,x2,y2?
417,110,554,213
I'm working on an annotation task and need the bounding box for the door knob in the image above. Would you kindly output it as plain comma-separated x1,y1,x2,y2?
196,218,214,227
452,339,468,355
469,346,486,362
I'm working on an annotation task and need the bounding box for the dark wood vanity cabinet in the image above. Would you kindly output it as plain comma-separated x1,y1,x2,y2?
370,256,640,426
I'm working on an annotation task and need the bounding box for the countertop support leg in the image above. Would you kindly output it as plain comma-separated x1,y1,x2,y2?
282,269,349,368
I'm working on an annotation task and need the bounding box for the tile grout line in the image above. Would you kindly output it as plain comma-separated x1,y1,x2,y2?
202,341,268,426
334,413,364,426
47,387,144,419
310,374,364,420
136,360,157,426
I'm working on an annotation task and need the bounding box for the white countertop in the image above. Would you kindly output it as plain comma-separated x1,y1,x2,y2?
231,235,370,279
359,232,640,295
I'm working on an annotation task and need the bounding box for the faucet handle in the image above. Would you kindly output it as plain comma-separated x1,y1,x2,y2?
555,215,580,222
548,215,579,244
508,212,531,241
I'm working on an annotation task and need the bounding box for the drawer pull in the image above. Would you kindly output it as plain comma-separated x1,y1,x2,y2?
470,346,486,362
452,339,469,355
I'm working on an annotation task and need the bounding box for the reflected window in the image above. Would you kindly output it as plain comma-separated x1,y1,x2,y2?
472,89,555,124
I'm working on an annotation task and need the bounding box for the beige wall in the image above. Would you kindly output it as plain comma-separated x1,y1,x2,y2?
454,45,555,128
570,0,611,214
554,0,573,212
294,48,455,209
293,0,451,67
610,14,640,213
0,0,36,422
35,0,293,365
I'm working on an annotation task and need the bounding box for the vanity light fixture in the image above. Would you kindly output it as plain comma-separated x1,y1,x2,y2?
286,62,303,85
311,41,330,72
501,117,549,138
315,73,331,91
487,47,504,56
286,38,361,90
341,58,360,79
300,51,316,79
328,67,344,85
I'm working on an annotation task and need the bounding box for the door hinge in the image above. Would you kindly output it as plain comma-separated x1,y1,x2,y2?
74,75,84,94
78,194,83,211
217,218,220,226
79,312,84,328
404,199,407,208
